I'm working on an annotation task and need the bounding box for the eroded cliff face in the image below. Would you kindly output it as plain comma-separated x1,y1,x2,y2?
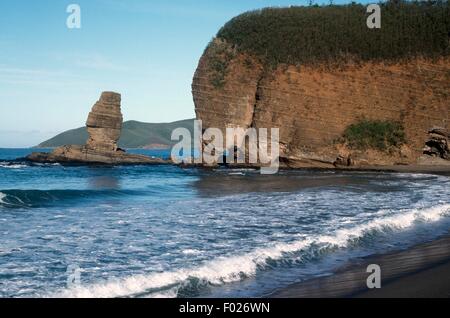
86,92,123,152
192,39,450,167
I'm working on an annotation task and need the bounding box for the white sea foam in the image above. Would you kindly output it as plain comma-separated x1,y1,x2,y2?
52,203,450,298
182,249,202,255
146,288,179,298
0,164,27,169
214,168,258,174
0,192,6,204
0,192,25,207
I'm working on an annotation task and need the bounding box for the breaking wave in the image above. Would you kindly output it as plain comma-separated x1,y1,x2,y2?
0,163,28,169
52,203,450,298
0,161,61,169
0,192,7,205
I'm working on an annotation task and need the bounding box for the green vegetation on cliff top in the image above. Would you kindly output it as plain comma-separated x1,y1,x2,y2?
38,119,195,149
215,1,450,67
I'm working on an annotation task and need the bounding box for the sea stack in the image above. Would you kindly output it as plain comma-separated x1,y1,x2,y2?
27,92,167,165
86,92,123,152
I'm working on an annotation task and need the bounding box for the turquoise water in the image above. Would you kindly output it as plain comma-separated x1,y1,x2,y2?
1,148,450,298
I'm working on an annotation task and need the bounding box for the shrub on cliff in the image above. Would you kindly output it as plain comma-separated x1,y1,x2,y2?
204,39,237,88
215,1,450,67
343,120,406,151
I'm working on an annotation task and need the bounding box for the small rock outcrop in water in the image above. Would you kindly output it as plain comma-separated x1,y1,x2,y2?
27,92,167,165
423,127,449,160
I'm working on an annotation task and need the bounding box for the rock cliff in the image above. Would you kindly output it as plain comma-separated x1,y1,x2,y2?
424,127,450,160
86,92,123,152
27,92,167,165
192,4,450,168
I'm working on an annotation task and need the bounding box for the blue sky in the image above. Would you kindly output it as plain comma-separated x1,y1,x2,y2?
0,0,370,147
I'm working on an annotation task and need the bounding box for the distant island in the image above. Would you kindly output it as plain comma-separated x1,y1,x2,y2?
37,118,195,149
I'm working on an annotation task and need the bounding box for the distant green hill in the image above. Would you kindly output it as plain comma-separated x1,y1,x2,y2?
38,119,196,149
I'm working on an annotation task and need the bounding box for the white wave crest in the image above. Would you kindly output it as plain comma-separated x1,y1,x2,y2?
182,249,202,255
0,164,28,169
0,192,6,204
52,203,450,298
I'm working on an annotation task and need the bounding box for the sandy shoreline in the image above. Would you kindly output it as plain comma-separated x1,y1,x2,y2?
338,164,450,174
270,235,450,298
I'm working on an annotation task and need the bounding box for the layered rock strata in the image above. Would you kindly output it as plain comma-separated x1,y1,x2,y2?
86,92,123,152
192,40,450,168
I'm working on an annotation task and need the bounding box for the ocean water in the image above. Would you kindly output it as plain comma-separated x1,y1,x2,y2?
1,148,450,298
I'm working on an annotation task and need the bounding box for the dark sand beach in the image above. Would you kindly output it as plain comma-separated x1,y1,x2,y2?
271,235,450,298
345,165,450,175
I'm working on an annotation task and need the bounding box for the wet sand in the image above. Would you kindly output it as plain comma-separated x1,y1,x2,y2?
271,235,450,298
342,165,450,175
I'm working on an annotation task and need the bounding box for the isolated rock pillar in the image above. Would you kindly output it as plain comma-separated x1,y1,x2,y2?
85,92,123,152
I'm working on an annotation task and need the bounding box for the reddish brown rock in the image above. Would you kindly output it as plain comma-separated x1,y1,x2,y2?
192,39,450,167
